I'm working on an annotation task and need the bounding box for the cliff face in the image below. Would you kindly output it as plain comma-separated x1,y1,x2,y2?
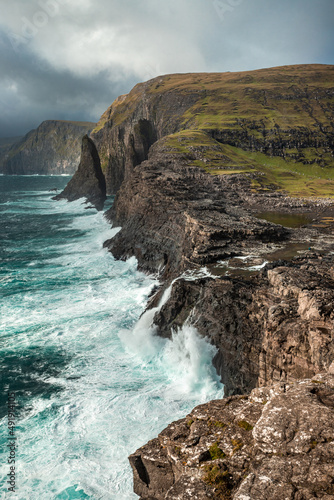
104,135,289,279
95,64,334,395
3,120,96,175
130,373,334,499
151,256,334,396
56,65,334,497
90,64,334,195
0,136,22,172
104,134,334,395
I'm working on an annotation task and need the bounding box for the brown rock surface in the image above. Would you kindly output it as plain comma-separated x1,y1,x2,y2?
129,374,334,499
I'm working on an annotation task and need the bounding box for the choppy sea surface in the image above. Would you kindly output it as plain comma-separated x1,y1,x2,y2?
0,176,224,499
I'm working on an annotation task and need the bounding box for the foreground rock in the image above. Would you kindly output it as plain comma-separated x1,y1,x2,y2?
3,120,95,175
129,373,334,499
54,135,106,210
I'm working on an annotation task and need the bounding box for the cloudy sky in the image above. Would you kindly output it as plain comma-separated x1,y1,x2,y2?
0,0,333,137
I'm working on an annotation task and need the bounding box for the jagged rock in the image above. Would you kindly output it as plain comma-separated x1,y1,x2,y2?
3,120,95,175
104,136,289,278
129,374,334,499
54,135,106,210
150,255,334,396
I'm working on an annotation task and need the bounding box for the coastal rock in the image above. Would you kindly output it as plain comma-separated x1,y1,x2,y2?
129,374,334,499
151,255,334,395
3,120,95,175
104,131,334,396
104,136,288,278
54,135,106,210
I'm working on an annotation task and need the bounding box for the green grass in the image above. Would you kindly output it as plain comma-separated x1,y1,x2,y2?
92,64,334,198
237,421,254,432
209,442,226,460
235,148,334,197
162,130,334,198
163,130,256,173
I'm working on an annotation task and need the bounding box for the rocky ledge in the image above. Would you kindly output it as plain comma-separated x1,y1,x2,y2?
130,373,334,499
104,136,289,280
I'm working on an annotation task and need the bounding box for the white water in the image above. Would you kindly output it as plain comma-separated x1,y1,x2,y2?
0,184,224,499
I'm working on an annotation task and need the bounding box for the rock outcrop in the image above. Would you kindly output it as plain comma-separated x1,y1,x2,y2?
104,135,289,279
3,120,95,175
54,135,106,210
151,254,334,396
130,373,334,499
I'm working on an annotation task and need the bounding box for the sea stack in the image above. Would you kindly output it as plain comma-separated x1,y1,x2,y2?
54,135,106,210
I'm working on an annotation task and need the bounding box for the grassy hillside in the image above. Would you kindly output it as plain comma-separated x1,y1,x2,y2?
93,64,334,197
164,130,334,197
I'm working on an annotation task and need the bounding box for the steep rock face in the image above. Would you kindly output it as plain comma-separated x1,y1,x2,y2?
130,373,334,500
90,64,334,194
54,135,106,210
0,136,22,172
151,255,334,395
3,120,96,175
104,136,288,278
92,89,198,193
105,133,334,397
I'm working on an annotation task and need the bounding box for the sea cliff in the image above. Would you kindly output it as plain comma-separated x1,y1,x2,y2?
58,64,334,498
3,120,96,175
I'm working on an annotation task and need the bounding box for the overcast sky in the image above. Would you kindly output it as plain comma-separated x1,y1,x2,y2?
0,0,333,137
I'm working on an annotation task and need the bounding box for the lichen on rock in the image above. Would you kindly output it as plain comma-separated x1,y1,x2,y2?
129,374,334,499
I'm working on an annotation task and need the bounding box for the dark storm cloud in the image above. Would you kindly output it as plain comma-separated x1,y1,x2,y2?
0,0,333,137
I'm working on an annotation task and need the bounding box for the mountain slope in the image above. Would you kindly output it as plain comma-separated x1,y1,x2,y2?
91,64,334,196
0,136,23,172
3,120,96,175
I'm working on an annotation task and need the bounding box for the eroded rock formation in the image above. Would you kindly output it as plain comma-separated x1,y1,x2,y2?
130,373,334,499
54,135,106,210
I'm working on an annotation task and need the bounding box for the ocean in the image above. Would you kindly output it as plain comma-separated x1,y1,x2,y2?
0,175,224,499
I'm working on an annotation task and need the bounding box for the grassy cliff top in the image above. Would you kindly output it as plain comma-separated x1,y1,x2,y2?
93,64,334,198
93,64,334,132
163,130,334,198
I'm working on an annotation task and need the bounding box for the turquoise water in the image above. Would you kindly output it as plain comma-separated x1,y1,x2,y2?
0,176,224,499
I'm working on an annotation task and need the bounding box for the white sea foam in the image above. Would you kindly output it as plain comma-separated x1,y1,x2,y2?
0,184,224,499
